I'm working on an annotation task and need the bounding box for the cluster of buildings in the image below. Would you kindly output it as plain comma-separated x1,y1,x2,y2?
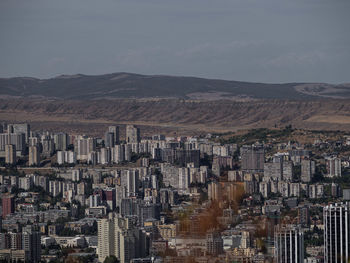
0,122,350,262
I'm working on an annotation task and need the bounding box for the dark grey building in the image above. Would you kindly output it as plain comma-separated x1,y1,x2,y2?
241,145,264,173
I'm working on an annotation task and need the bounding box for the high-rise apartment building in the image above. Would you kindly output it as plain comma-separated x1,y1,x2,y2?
206,230,223,256
22,225,41,263
178,167,190,190
298,206,309,227
2,194,15,219
98,216,116,262
208,181,221,201
100,147,112,164
29,145,40,166
57,150,76,164
120,170,139,197
41,135,55,157
126,125,140,144
29,136,39,147
326,156,342,178
240,145,264,172
301,159,315,182
108,126,120,144
114,144,125,164
274,224,304,263
0,226,41,262
105,132,115,148
75,136,96,161
98,213,146,263
124,144,132,162
324,202,350,262
5,144,16,164
0,133,25,155
53,132,69,151
11,123,30,144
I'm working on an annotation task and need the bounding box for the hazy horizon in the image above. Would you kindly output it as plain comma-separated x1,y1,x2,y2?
1,0,349,84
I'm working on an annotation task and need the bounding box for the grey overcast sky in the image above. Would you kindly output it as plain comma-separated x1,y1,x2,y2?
0,0,349,83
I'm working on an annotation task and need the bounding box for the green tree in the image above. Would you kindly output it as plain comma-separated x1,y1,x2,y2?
104,256,119,263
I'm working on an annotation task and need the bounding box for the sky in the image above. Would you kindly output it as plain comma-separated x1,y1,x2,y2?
0,0,349,83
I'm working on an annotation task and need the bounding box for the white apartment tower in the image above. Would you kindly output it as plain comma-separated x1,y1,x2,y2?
274,224,304,263
324,202,350,263
326,156,342,178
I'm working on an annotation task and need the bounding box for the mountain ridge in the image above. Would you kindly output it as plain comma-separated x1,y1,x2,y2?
1,72,349,100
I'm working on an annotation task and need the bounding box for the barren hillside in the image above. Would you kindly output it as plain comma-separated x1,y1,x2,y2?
1,98,350,135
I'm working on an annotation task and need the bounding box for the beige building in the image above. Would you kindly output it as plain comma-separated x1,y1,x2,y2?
98,213,144,263
158,224,177,239
5,144,16,164
29,145,40,166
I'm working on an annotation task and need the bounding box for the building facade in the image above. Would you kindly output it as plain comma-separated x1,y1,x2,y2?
324,202,350,263
274,224,304,263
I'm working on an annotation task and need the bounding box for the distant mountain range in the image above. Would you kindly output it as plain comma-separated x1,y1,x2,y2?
0,72,349,100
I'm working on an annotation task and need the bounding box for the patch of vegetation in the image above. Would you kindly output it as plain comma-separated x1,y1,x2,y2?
219,126,294,145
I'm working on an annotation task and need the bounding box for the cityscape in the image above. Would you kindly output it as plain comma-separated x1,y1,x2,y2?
1,0,350,262
0,123,349,262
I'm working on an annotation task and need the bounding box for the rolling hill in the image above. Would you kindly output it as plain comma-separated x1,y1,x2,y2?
1,72,349,100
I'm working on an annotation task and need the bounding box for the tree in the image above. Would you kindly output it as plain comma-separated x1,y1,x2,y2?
104,256,119,263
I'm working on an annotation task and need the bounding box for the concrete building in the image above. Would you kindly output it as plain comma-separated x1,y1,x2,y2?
53,132,69,151
326,156,342,178
0,133,25,155
57,150,76,164
72,169,82,182
75,136,96,161
301,159,315,183
282,161,293,181
29,145,40,166
108,125,120,144
100,147,112,164
120,170,140,197
206,230,223,256
41,136,55,157
241,145,264,172
324,202,350,262
274,224,304,263
5,144,16,164
178,167,190,191
343,189,350,200
19,177,32,191
259,181,271,198
2,195,14,219
97,213,146,263
105,132,115,148
208,181,220,201
11,123,30,144
114,144,125,164
22,226,41,262
298,206,309,227
264,162,282,181
126,125,140,144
